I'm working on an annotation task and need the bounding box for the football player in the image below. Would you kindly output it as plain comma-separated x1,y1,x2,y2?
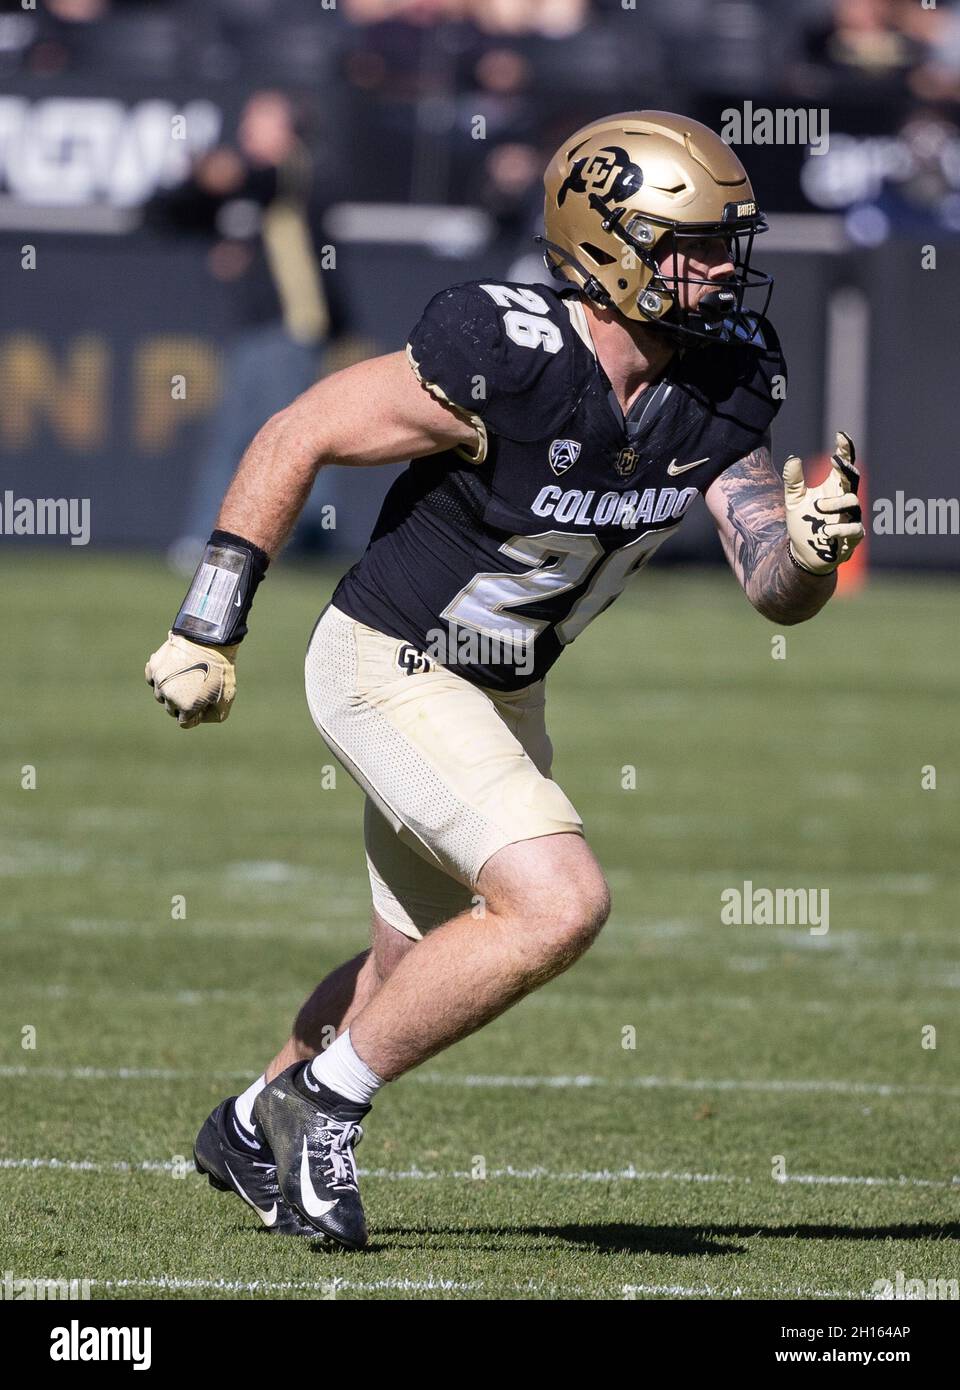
147,112,863,1248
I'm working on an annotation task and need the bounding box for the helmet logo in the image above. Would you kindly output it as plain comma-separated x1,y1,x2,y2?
548,438,582,475
558,145,643,206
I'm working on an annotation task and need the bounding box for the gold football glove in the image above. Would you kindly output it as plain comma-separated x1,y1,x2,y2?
145,632,238,729
783,431,864,575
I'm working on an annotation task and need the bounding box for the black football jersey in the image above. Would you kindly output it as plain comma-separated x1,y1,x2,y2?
332,279,786,691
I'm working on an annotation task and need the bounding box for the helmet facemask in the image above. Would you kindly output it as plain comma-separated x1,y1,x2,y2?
613,204,773,345
543,195,774,347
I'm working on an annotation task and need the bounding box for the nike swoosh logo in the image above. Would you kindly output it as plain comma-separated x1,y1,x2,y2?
302,1067,320,1093
299,1136,339,1219
224,1160,277,1227
666,457,710,476
234,591,242,607
231,1114,262,1151
157,662,209,691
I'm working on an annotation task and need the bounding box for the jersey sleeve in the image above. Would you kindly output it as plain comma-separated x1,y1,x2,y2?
406,280,585,445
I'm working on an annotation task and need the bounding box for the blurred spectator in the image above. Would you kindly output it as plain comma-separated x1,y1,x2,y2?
145,90,337,567
846,107,960,241
797,0,927,99
342,0,589,35
44,0,109,12
903,0,960,105
465,0,589,37
336,0,612,204
25,0,189,78
25,0,111,76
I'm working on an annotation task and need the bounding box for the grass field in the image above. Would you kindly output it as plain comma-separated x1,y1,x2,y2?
1,553,958,1301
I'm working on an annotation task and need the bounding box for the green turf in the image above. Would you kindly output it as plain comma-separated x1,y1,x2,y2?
1,553,958,1300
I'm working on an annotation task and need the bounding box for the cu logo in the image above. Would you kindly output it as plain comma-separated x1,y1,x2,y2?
583,151,620,195
397,644,432,675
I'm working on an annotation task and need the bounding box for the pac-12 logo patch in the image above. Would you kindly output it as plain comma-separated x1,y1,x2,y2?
548,438,581,475
397,644,432,675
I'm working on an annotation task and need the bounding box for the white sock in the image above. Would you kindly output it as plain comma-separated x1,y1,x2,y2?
308,1029,383,1106
233,1073,267,1135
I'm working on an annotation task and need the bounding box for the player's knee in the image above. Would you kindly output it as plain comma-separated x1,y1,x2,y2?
525,869,610,962
555,875,611,952
480,835,609,960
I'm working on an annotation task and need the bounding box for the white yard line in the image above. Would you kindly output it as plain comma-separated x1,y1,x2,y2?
3,1063,959,1099
76,1274,868,1299
417,1073,960,1098
2,1157,178,1173
620,1282,866,1299
4,984,296,1007
3,1156,957,1189
93,1275,482,1295
0,1065,255,1081
7,983,958,1015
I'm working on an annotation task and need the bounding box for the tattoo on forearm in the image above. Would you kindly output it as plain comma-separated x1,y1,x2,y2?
715,434,835,624
722,444,784,584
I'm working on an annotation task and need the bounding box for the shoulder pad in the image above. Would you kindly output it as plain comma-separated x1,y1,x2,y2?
406,280,592,441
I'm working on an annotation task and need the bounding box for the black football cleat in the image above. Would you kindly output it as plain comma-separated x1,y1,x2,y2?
253,1063,370,1250
194,1097,318,1237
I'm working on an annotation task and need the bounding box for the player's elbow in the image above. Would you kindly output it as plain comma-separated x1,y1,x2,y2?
263,402,332,475
747,582,833,625
751,597,810,626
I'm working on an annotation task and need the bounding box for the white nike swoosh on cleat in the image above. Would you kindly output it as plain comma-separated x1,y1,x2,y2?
666,457,710,475
231,1114,262,1150
302,1067,320,1092
223,1161,278,1227
299,1136,339,1219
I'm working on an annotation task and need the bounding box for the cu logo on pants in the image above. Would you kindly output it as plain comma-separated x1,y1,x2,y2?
397,644,432,675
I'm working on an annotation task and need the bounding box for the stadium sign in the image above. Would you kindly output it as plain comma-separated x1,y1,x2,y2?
0,96,222,208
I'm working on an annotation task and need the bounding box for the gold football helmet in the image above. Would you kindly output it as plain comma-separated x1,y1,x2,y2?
541,110,773,343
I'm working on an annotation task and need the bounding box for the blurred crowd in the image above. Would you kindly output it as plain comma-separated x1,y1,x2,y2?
4,0,960,96
3,1,960,220
4,0,958,557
